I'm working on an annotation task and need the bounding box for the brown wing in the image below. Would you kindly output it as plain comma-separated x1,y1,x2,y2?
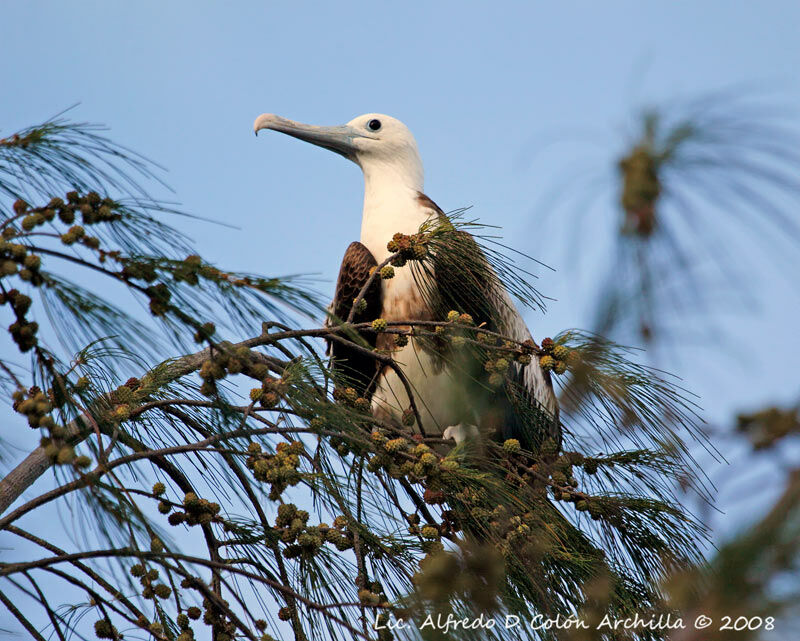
329,242,382,398
416,192,445,217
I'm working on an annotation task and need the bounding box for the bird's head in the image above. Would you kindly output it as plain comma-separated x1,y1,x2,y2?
254,113,424,190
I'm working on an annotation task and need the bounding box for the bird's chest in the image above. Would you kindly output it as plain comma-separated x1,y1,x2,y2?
379,268,433,322
360,197,436,322
371,267,468,435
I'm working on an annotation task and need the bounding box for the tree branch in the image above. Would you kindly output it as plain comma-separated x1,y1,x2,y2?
0,334,286,516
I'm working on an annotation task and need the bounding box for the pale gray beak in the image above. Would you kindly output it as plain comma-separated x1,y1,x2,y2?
253,113,362,160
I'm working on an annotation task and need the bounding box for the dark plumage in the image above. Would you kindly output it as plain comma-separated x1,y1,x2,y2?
328,241,382,397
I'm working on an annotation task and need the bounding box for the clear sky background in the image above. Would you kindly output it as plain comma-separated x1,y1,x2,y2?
2,1,800,630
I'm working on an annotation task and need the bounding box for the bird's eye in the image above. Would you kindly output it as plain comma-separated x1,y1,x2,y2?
367,119,382,132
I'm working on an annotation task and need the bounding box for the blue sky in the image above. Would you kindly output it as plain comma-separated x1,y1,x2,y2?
2,0,800,629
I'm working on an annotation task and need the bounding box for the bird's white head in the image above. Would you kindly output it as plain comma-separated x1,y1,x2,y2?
253,113,424,192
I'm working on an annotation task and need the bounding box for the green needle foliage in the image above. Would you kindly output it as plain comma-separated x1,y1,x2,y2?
537,90,800,354
533,87,800,639
0,114,718,641
606,91,800,348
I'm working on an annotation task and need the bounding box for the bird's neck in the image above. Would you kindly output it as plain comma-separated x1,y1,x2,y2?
359,163,427,262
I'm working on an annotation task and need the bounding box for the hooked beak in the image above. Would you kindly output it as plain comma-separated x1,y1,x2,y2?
253,114,362,160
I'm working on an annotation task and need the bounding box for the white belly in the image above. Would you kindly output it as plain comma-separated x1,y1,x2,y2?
371,339,473,436
369,266,475,435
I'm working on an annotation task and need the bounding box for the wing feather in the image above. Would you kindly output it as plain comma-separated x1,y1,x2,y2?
328,242,382,398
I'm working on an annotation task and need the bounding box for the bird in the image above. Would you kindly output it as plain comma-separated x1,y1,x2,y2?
254,112,559,452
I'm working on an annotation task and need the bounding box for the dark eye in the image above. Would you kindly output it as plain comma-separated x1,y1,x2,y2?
367,119,382,131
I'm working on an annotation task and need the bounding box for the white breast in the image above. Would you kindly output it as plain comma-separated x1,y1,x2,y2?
371,339,470,436
360,193,556,434
361,196,463,434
